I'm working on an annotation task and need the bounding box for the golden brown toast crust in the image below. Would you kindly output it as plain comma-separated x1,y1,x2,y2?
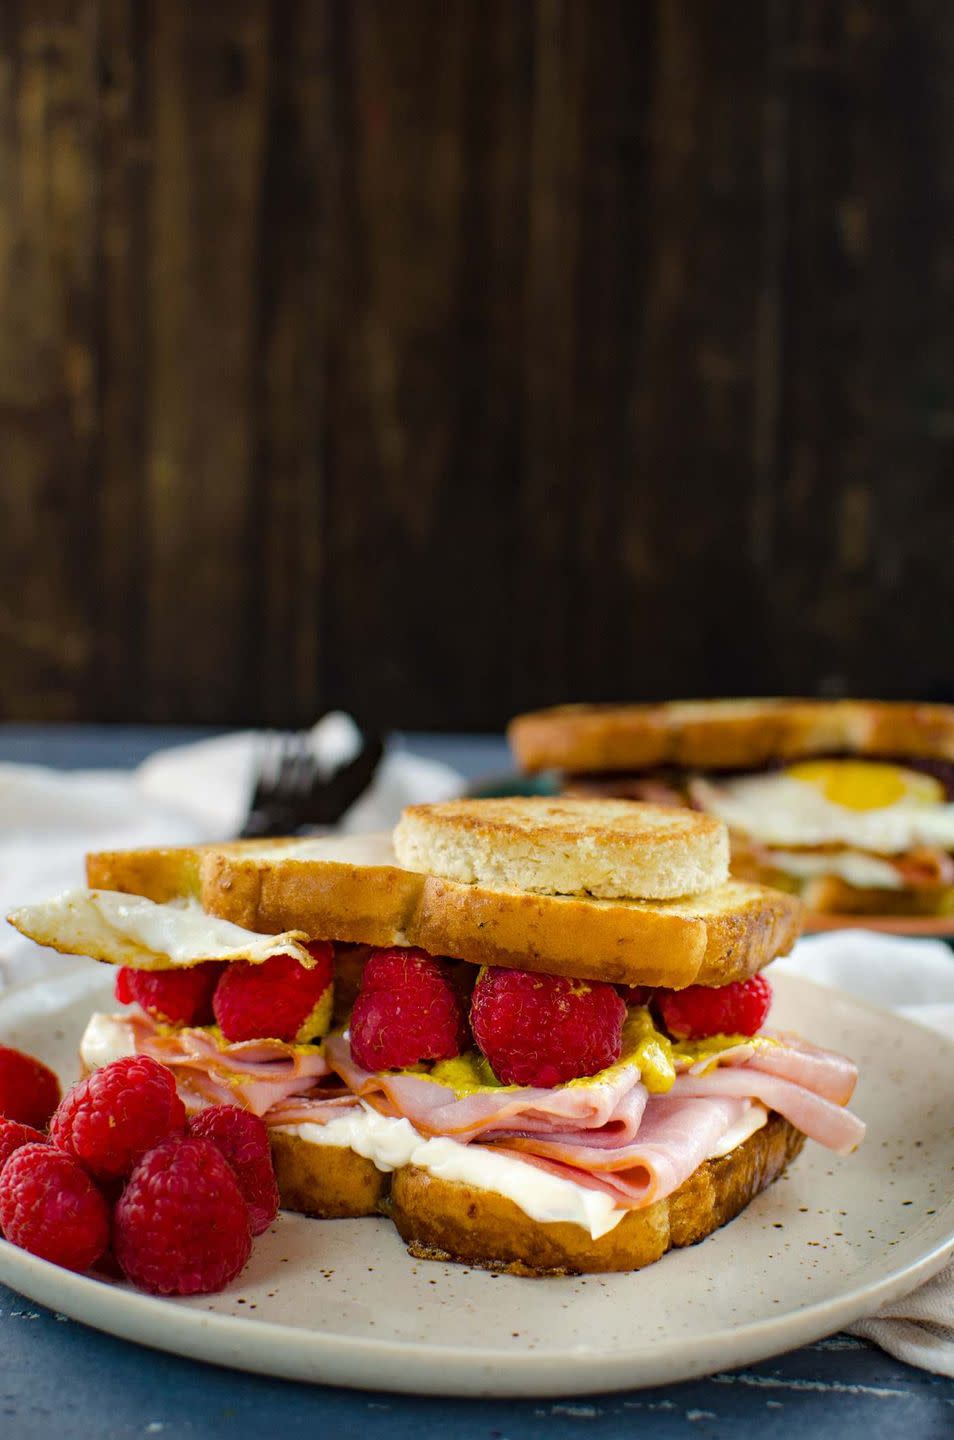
81,838,801,987
269,1132,387,1218
387,1114,804,1275
267,1115,805,1275
509,700,954,773
410,876,800,987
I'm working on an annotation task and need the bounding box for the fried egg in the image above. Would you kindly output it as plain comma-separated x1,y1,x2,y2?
691,761,954,852
6,889,315,970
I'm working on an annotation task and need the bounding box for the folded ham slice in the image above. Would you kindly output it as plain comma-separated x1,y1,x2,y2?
489,1096,752,1207
96,1011,332,1118
669,1069,865,1154
677,1029,858,1106
324,1033,649,1143
262,1091,365,1126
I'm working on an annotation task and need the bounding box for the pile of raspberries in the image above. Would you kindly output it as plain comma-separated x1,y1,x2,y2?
350,949,772,1085
0,1045,278,1294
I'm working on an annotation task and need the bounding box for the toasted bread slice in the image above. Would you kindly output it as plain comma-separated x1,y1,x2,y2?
387,1113,804,1274
393,797,728,900
80,835,800,986
509,699,954,773
410,875,799,986
269,1132,387,1218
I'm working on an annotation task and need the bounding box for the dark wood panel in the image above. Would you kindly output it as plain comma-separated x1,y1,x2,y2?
1,0,952,731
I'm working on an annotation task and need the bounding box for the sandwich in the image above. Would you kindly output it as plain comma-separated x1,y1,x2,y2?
7,797,864,1276
510,700,954,918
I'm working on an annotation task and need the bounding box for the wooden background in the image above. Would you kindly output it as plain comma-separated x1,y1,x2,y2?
2,0,953,731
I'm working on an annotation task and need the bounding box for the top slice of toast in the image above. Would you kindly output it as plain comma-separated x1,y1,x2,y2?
83,833,801,988
393,797,728,900
508,699,954,773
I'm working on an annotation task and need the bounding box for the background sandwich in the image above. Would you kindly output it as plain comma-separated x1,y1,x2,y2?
510,700,954,918
8,798,864,1275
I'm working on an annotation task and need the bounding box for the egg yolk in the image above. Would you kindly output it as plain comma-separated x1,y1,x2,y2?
786,760,942,812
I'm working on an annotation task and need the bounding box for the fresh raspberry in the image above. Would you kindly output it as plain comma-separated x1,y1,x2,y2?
470,967,626,1088
349,947,468,1072
189,1106,279,1236
0,1046,61,1129
619,985,652,1007
113,1136,252,1295
212,943,334,1044
115,962,225,1026
49,1055,186,1181
0,1144,109,1272
656,974,773,1040
0,1117,47,1173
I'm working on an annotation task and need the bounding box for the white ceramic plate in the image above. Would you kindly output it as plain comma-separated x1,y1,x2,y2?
0,966,952,1398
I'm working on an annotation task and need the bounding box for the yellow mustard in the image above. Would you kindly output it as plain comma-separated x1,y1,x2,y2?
412,1006,683,1099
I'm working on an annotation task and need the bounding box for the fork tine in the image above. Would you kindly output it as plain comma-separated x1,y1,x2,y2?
247,732,279,809
282,734,317,802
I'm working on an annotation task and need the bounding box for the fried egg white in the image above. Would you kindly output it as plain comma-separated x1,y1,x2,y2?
6,889,315,970
691,761,954,853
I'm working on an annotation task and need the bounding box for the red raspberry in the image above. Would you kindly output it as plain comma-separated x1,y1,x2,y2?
0,1144,109,1272
470,968,626,1088
349,947,468,1072
189,1106,279,1236
619,985,652,1007
49,1055,186,1181
0,1117,47,1173
212,943,334,1044
0,1046,61,1129
114,1136,252,1295
115,962,224,1026
656,974,773,1040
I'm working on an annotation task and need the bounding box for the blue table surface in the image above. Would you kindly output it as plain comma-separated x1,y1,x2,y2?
1,723,952,1440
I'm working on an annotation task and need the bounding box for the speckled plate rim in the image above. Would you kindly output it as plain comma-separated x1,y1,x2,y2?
1,1223,952,1399
1,976,953,1399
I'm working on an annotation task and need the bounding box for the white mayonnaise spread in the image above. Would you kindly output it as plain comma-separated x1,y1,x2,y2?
79,1012,139,1069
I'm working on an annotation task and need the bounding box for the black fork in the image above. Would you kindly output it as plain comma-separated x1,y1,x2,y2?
239,728,384,838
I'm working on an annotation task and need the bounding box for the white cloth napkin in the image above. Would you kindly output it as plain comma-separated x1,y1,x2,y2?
1,736,952,1375
777,930,954,1376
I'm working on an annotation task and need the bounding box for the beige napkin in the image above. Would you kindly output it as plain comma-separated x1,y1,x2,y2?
777,931,954,1376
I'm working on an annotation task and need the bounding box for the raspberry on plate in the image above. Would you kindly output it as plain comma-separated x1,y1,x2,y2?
50,1054,186,1181
0,1143,109,1272
189,1105,279,1235
656,974,773,1040
0,1046,61,1130
470,967,626,1088
212,943,334,1045
0,1117,47,1173
349,947,468,1072
114,1136,252,1295
115,962,224,1027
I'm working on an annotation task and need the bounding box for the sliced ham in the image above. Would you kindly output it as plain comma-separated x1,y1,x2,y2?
263,1091,365,1127
90,1009,332,1119
669,1070,865,1154
489,1097,752,1207
677,1030,858,1106
324,1032,648,1143
139,1024,331,1082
